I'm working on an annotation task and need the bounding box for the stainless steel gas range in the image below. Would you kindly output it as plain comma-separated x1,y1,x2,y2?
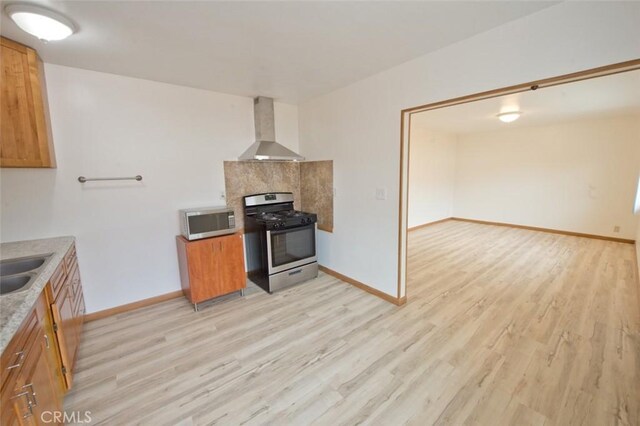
243,192,318,293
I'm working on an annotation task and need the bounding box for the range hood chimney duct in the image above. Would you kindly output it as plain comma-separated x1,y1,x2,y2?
238,96,304,161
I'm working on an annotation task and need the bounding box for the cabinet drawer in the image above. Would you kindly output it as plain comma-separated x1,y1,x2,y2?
64,244,76,272
66,263,79,297
49,262,66,301
73,280,84,316
66,254,78,280
73,292,84,317
0,306,39,392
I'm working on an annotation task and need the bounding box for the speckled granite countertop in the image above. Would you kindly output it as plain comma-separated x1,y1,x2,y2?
0,236,75,354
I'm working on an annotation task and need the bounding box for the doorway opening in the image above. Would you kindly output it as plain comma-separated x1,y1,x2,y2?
397,59,640,300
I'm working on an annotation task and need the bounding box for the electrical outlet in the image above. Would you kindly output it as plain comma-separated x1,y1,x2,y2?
613,225,620,233
375,187,387,201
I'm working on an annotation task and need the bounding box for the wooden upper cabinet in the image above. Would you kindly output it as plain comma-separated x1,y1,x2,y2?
176,233,246,306
1,36,56,168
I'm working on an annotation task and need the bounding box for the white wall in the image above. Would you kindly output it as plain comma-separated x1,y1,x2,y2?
408,128,456,228
0,64,298,313
298,2,640,298
453,115,640,239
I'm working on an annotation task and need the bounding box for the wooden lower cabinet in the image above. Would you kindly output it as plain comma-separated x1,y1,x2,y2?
49,246,84,390
1,291,62,425
1,242,85,425
176,233,246,308
51,282,77,389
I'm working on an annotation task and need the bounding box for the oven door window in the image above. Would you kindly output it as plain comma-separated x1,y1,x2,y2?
270,225,316,268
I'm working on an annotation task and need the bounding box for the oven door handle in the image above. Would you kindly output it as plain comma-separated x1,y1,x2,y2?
268,223,316,235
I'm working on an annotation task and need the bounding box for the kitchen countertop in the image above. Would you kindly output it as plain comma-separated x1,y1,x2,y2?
0,236,75,354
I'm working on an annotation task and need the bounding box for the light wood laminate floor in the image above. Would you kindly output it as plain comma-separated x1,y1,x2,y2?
65,221,640,425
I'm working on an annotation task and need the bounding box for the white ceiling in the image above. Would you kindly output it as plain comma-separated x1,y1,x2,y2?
0,1,556,103
411,69,640,134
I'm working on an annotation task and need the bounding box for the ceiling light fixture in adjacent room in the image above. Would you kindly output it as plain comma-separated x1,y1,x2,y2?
5,4,76,41
497,111,521,123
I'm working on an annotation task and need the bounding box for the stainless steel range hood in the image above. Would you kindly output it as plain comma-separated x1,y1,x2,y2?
239,96,304,161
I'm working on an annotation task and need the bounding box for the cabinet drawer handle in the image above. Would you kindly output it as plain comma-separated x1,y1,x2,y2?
22,383,37,406
11,391,33,418
44,333,50,349
6,351,24,370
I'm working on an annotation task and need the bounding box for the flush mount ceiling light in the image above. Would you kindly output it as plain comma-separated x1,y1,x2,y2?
497,111,522,123
5,4,76,41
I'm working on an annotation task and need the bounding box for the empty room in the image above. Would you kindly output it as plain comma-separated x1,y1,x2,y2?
1,1,639,425
405,69,640,423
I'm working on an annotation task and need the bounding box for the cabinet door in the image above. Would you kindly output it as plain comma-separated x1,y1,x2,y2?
51,283,77,389
33,290,64,420
218,234,246,293
19,339,61,425
39,292,66,408
0,37,55,168
48,263,66,302
186,238,222,303
0,381,33,426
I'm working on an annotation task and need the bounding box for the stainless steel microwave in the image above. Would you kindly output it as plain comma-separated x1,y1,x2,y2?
180,206,236,240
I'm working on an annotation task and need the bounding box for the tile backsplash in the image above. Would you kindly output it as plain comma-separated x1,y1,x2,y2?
223,160,333,231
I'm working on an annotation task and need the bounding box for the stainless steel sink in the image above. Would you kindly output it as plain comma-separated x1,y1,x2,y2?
0,274,35,295
0,254,52,295
0,254,53,277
